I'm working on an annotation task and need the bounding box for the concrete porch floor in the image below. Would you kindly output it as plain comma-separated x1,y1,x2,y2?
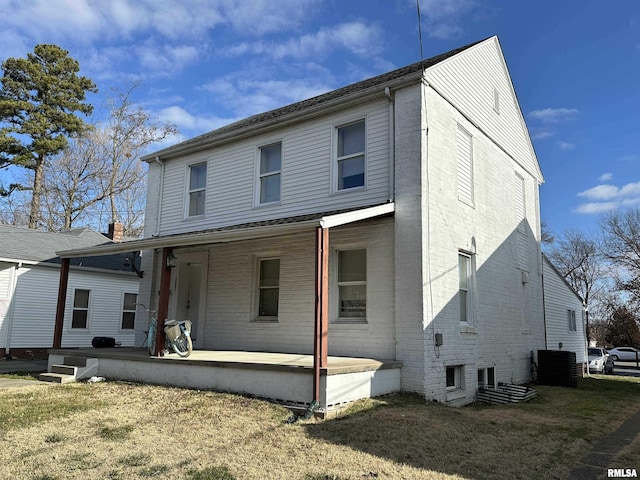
46,348,402,413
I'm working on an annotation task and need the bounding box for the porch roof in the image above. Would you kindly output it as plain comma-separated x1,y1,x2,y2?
56,202,395,258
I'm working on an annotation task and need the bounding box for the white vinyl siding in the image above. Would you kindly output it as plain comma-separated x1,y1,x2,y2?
155,101,390,236
456,125,473,206
8,266,139,349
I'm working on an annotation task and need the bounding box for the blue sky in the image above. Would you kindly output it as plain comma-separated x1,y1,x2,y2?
1,0,638,236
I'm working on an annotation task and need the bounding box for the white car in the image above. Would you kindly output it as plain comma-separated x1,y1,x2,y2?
608,347,640,362
588,347,614,374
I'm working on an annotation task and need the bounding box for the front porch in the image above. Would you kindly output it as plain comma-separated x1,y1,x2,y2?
46,348,401,415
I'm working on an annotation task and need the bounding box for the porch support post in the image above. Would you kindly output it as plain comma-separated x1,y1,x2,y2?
156,247,173,355
53,257,70,349
313,226,329,402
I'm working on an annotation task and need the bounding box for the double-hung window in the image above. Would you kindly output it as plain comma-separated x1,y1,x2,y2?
459,252,473,324
257,258,280,319
121,293,137,330
337,249,366,320
568,309,577,332
336,120,365,190
258,142,281,204
72,289,90,329
187,163,207,217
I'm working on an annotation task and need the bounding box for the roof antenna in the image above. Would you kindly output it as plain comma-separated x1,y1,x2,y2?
416,0,425,64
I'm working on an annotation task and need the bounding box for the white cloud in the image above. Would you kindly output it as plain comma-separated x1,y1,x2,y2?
578,184,619,201
531,129,555,140
599,173,613,182
157,106,233,136
557,141,575,151
573,202,618,214
418,0,478,39
528,108,579,123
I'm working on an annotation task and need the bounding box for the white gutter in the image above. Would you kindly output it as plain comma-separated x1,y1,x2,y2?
319,203,395,229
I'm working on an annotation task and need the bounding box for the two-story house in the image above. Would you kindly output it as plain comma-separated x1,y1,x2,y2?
52,36,546,409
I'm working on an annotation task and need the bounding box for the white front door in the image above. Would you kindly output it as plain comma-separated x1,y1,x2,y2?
170,252,208,347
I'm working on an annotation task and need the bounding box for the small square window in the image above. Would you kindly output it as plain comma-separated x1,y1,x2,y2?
446,366,462,390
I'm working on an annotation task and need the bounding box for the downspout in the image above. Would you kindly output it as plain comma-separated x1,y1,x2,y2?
153,156,165,237
2,263,19,357
385,86,395,202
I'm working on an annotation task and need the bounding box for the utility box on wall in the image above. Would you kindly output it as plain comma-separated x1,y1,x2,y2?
537,350,577,388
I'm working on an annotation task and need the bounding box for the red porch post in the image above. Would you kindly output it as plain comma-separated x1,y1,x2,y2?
155,247,173,355
53,258,71,348
313,227,329,402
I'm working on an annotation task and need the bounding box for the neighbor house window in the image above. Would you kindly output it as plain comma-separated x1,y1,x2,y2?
337,249,366,319
121,293,137,330
446,365,463,390
257,258,280,319
258,142,281,204
72,289,90,329
456,125,473,206
459,252,473,324
187,163,207,217
336,120,365,190
568,309,577,332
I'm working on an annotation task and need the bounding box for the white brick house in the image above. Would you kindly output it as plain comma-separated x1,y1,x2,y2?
55,36,546,407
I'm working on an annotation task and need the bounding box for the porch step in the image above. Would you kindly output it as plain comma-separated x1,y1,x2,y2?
39,357,99,384
38,372,76,384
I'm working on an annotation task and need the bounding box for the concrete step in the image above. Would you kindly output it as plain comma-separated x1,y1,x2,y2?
51,364,78,376
62,356,91,367
38,372,76,384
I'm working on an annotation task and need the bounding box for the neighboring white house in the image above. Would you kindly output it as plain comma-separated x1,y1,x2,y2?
0,224,140,358
55,36,547,406
542,254,587,365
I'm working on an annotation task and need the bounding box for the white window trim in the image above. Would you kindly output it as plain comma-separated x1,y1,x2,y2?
70,288,91,330
477,366,496,390
332,118,367,193
459,251,475,326
185,161,207,219
333,247,367,324
254,141,282,207
121,291,137,330
253,256,280,322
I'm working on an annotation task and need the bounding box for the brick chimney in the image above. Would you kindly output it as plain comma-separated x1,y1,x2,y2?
108,222,124,243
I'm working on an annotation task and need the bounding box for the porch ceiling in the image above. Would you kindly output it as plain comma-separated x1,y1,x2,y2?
56,202,394,258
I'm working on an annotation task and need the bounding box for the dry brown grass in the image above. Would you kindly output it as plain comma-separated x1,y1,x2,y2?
0,375,638,480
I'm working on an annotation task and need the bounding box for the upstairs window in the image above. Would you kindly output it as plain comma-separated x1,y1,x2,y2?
188,163,207,217
121,292,137,330
336,120,365,190
72,289,90,329
337,249,367,320
258,142,281,204
257,258,280,319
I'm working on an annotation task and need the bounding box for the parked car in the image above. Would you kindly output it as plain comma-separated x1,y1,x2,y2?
608,346,640,362
587,347,614,374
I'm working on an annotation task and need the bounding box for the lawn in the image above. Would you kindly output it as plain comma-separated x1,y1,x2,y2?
0,375,638,480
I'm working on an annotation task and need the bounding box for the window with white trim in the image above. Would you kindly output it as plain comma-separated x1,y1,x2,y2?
121,292,137,330
187,163,207,217
72,289,90,329
337,249,366,319
258,142,281,204
256,258,280,319
336,120,365,190
456,125,473,206
568,309,577,332
446,365,463,390
478,367,496,389
459,252,474,324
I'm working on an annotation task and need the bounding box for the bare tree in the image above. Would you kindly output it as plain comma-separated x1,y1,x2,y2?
546,229,607,340
601,208,640,307
32,82,177,235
